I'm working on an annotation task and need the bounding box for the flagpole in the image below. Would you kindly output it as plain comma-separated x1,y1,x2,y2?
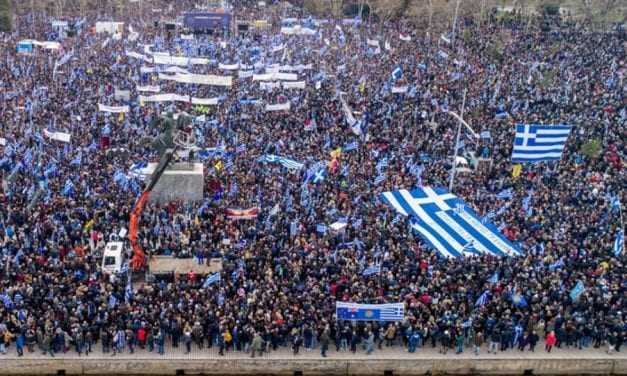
448,88,467,192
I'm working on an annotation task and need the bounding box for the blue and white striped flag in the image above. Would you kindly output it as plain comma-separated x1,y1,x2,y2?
488,272,499,284
374,173,386,185
262,154,304,170
70,152,82,166
108,294,117,308
610,195,621,212
496,188,513,199
475,290,489,307
124,280,133,303
362,264,381,276
62,178,74,196
0,294,13,309
569,280,585,301
203,272,221,288
316,224,328,233
548,258,565,271
236,144,246,153
511,124,572,163
382,187,521,258
376,157,388,172
343,141,358,152
614,230,624,257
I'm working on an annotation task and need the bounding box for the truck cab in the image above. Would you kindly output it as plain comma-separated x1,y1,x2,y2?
101,241,125,274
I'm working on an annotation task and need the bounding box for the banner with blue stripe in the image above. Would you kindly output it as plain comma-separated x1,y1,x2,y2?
336,301,404,321
381,187,521,259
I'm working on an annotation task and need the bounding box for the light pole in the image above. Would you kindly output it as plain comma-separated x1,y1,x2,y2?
451,0,461,44
446,89,479,192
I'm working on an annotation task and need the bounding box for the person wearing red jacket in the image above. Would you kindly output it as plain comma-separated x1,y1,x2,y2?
137,327,146,349
545,331,557,352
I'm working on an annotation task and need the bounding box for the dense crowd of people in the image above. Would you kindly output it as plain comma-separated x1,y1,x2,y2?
0,0,624,359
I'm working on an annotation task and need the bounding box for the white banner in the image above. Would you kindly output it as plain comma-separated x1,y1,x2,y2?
282,81,306,89
0,137,6,146
114,89,131,101
126,51,152,62
28,40,61,50
140,66,157,74
98,104,130,113
219,63,240,71
139,94,190,103
153,54,209,66
191,97,220,105
260,82,281,91
43,129,71,143
253,72,298,81
238,70,253,79
159,73,232,87
265,66,281,74
340,95,357,127
399,33,412,42
136,85,161,93
281,26,316,36
391,86,408,93
265,102,291,112
367,39,380,47
181,34,194,40
163,66,190,74
96,21,124,34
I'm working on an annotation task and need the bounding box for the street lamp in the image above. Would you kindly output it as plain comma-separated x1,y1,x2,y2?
442,89,480,192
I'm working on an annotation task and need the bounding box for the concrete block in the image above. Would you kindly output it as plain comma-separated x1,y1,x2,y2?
139,162,204,204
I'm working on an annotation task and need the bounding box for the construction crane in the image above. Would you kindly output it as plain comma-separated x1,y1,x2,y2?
128,112,195,271
128,147,178,270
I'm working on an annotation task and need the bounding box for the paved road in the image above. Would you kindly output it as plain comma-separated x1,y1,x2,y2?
1,342,619,360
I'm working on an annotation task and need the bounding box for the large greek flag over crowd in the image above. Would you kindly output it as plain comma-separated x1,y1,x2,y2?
511,124,572,163
381,187,521,259
336,302,404,321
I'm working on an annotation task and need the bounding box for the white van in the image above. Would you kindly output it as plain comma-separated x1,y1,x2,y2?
101,241,125,274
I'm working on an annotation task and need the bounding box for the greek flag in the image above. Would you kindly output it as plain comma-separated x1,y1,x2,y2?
374,173,386,185
124,280,133,303
376,157,389,172
108,294,117,308
511,124,572,163
203,272,221,288
511,293,528,308
488,272,499,284
381,187,521,258
0,294,13,309
475,291,489,307
362,264,381,276
548,258,565,271
336,301,404,321
496,188,513,199
62,178,74,196
569,280,585,301
391,67,402,81
261,154,304,170
343,141,358,152
610,195,621,212
614,230,624,256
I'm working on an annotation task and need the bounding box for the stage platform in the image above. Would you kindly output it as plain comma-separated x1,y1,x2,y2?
148,256,222,275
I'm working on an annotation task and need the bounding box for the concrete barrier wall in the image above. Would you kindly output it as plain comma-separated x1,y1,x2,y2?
1,358,626,375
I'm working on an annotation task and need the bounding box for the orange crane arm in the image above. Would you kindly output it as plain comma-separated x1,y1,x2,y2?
128,148,177,271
